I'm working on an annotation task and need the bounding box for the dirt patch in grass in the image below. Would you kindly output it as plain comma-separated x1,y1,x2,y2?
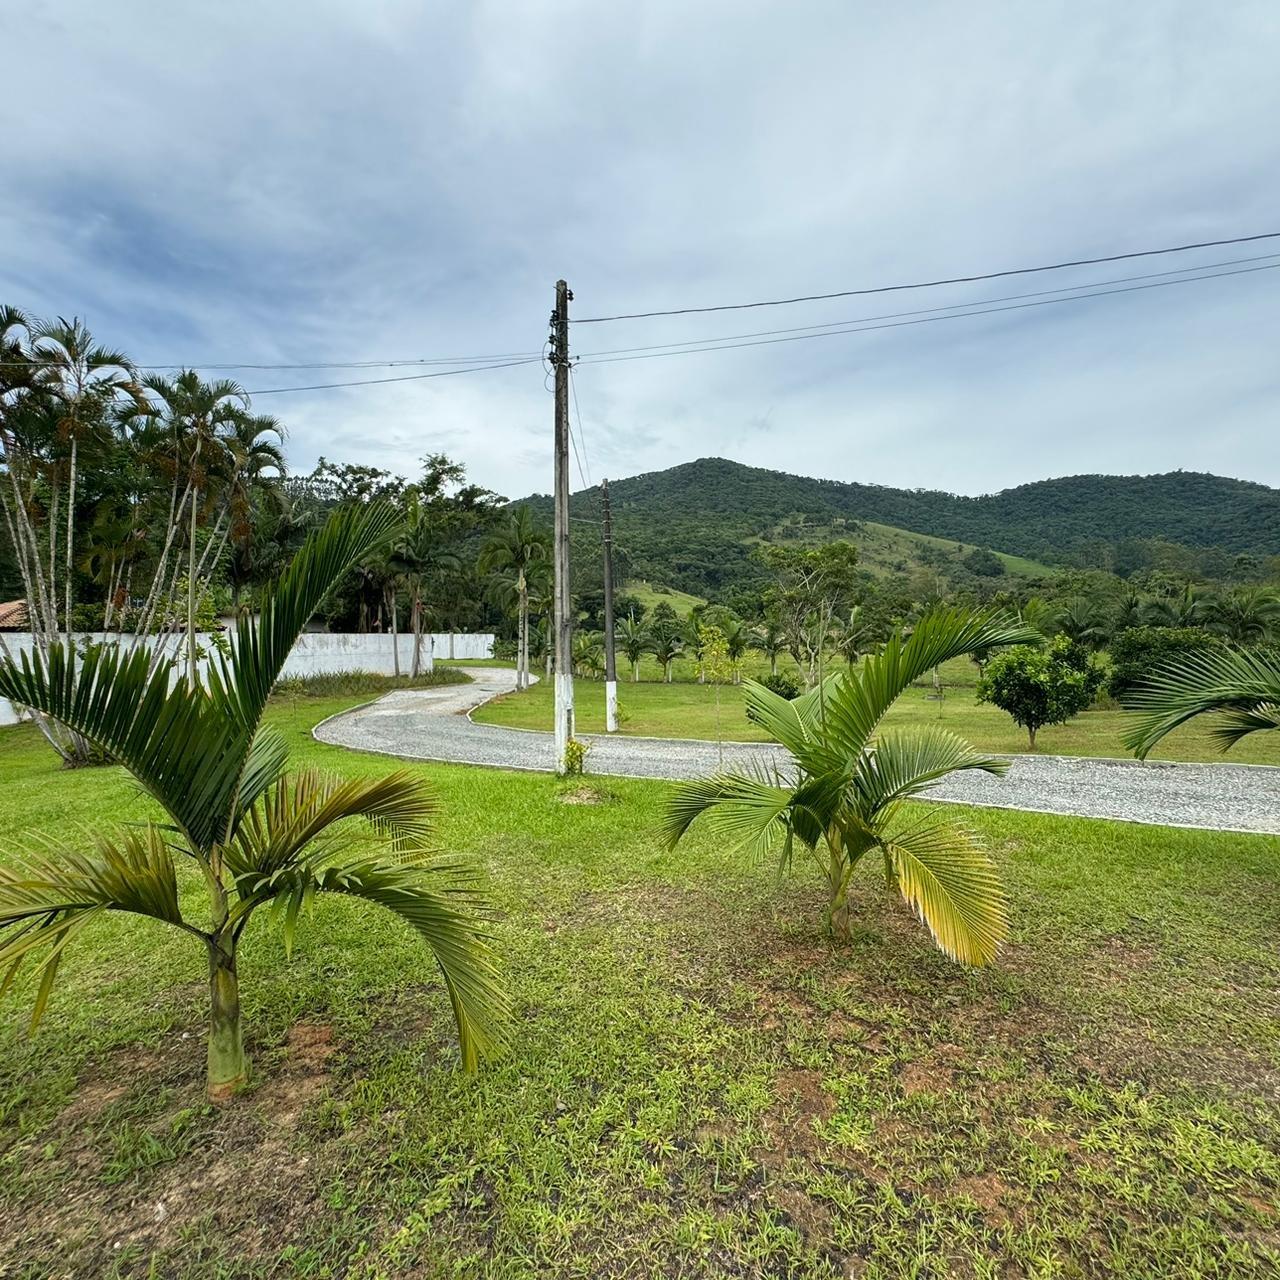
5,1020,352,1276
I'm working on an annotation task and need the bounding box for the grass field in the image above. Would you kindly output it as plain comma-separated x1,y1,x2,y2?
1,699,1278,1278
473,665,1280,766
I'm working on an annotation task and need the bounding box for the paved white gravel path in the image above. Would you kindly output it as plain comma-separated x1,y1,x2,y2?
314,667,1280,835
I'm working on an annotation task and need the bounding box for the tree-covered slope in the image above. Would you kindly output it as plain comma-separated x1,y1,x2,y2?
518,458,1280,602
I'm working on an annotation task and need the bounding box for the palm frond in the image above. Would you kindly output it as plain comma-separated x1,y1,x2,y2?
226,769,437,884
878,812,1008,966
854,728,1007,818
740,679,815,756
0,640,244,852
819,609,1038,761
213,502,401,732
662,768,798,865
0,827,184,1030
1123,646,1280,757
323,858,508,1070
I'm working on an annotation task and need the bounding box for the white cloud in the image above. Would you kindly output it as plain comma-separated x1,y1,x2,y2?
4,0,1278,498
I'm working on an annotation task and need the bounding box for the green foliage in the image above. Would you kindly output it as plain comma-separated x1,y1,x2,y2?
1123,644,1280,758
756,670,802,701
664,607,1041,964
1108,627,1226,701
963,547,1006,577
516,457,1280,600
563,737,590,776
978,636,1103,747
0,506,507,1099
273,668,470,699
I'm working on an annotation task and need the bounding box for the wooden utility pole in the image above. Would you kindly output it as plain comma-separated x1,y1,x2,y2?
551,279,575,771
601,477,619,732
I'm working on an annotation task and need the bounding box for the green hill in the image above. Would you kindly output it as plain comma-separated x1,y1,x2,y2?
518,458,1280,603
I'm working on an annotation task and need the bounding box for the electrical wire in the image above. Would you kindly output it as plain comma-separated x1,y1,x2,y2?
572,231,1280,323
568,364,593,488
571,253,1280,360
243,356,542,395
572,261,1280,368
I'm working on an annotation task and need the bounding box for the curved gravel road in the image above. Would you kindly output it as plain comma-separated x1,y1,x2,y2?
314,667,1280,835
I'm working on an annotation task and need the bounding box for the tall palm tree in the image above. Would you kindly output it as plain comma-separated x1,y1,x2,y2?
650,622,684,684
1057,597,1110,649
751,616,787,677
391,492,460,677
616,614,651,682
1204,587,1280,646
832,604,878,671
478,507,549,691
663,608,1038,962
1124,645,1280,758
720,617,750,682
0,505,507,1102
139,372,248,685
29,318,145,636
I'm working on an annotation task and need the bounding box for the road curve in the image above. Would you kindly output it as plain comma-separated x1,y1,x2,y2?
313,667,1280,835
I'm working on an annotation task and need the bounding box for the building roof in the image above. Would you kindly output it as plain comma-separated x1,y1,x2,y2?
0,600,28,631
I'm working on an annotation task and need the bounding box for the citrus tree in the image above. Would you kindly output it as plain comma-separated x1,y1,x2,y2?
664,608,1038,964
0,504,507,1101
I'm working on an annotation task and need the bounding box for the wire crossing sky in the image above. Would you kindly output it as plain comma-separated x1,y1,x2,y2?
3,2,1278,497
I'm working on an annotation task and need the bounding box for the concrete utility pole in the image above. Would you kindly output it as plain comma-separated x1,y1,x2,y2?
550,279,575,771
601,477,619,732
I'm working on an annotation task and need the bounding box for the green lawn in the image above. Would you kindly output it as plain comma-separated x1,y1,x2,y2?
1,704,1278,1277
475,671,1280,766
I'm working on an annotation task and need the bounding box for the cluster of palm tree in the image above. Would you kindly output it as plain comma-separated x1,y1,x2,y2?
1025,586,1280,650
1,309,286,759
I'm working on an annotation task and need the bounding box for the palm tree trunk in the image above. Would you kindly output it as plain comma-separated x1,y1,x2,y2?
64,435,77,634
187,483,199,690
771,652,778,676
411,593,422,678
389,587,400,679
206,934,248,1101
518,590,529,690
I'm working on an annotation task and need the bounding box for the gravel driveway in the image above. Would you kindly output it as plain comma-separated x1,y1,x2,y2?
314,667,1280,835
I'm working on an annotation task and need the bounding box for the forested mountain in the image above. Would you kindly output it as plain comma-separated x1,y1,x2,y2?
519,458,1280,603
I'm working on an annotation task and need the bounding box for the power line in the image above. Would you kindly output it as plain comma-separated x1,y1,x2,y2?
2,351,540,373
572,253,1280,359
572,231,1280,323
571,261,1280,369
244,357,542,395
568,364,593,488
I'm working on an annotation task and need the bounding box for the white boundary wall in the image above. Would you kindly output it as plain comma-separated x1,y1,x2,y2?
0,631,494,727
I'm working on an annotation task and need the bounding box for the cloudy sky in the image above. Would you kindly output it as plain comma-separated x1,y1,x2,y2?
5,1,1279,500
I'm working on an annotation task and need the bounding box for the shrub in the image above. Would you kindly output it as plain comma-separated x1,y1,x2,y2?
272,667,470,699
1107,627,1223,701
758,670,802,700
977,635,1103,749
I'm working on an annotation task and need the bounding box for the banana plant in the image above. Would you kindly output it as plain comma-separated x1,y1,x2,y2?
0,504,507,1100
663,608,1040,965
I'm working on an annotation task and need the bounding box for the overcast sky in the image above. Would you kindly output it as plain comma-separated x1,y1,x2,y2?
5,2,1279,500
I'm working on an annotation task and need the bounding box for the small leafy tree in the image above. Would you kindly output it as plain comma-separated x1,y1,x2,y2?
759,541,861,686
1107,626,1224,701
977,636,1101,749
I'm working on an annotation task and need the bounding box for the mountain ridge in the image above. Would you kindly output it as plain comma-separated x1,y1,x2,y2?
517,457,1280,601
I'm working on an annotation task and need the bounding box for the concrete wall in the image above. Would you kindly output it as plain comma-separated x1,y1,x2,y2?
0,630,494,726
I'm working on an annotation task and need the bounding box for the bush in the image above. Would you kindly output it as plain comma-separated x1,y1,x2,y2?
271,668,470,699
977,636,1103,749
1107,627,1224,701
758,671,803,700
